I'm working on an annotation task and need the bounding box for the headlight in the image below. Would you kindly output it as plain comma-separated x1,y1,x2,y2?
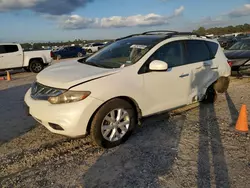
48,90,91,104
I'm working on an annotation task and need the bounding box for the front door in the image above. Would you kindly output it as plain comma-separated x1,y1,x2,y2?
141,41,191,116
0,45,23,69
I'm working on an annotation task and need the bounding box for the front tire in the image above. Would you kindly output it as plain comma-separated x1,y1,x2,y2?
29,60,44,73
88,49,92,53
90,99,136,148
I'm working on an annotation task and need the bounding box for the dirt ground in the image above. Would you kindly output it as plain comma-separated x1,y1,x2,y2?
0,68,250,188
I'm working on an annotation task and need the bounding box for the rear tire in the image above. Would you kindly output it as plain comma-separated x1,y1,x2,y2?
201,85,217,104
56,55,61,60
29,60,44,73
90,99,136,148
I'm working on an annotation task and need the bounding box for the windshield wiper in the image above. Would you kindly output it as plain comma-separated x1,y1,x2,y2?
83,61,110,68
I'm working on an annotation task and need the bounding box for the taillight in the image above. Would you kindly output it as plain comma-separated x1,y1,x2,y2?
227,60,233,67
50,51,54,57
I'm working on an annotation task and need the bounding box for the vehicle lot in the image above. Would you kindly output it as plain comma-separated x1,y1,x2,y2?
0,59,250,187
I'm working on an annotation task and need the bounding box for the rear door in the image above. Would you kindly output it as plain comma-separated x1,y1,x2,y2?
0,44,23,69
184,40,218,102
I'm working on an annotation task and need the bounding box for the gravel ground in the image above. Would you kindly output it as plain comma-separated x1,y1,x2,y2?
0,69,250,188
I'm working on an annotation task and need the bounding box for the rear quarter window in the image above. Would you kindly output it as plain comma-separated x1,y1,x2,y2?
206,41,219,58
0,45,5,54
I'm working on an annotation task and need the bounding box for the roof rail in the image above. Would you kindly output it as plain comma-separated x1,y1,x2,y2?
115,33,141,41
167,32,200,37
141,30,178,35
115,30,201,41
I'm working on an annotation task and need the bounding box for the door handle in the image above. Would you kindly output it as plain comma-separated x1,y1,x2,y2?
179,73,189,78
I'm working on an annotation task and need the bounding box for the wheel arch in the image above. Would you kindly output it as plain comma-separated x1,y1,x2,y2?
86,96,142,134
29,57,44,65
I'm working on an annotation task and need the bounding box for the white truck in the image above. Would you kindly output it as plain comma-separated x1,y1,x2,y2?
0,43,53,73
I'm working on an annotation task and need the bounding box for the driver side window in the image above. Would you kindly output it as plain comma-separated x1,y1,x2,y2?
139,41,185,74
151,41,184,68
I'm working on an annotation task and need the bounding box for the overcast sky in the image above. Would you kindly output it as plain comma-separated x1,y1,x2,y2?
1,0,250,42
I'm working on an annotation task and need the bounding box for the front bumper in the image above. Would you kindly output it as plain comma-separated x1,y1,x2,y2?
24,89,103,137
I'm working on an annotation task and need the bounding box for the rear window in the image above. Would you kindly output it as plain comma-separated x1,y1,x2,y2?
206,41,219,58
186,40,211,64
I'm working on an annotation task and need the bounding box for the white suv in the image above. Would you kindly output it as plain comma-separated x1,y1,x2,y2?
24,31,231,148
83,43,104,53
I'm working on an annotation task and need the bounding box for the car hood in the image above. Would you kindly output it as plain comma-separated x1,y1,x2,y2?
224,50,250,59
36,60,120,89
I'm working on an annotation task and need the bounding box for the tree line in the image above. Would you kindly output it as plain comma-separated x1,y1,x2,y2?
193,23,250,36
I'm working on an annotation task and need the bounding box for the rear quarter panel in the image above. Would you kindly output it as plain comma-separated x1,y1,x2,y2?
24,50,52,66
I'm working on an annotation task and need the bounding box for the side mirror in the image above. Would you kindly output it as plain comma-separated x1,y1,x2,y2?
149,60,168,71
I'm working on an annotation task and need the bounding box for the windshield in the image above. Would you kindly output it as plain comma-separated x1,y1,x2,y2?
229,40,250,50
79,36,163,68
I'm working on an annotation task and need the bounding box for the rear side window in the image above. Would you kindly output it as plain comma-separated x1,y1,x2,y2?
0,45,5,54
93,43,102,46
206,41,219,58
185,40,210,64
4,45,19,53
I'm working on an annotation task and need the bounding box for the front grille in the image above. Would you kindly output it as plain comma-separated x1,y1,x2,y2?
31,82,64,100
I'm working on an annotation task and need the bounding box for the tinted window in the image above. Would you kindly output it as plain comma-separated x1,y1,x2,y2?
0,45,18,54
186,40,210,63
93,43,102,47
0,45,5,54
206,41,219,58
149,41,184,68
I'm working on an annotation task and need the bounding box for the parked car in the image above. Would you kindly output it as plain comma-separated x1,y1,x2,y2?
0,43,52,73
218,37,237,49
234,34,248,41
83,43,104,53
24,31,231,148
224,38,250,76
98,41,113,50
51,46,86,60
